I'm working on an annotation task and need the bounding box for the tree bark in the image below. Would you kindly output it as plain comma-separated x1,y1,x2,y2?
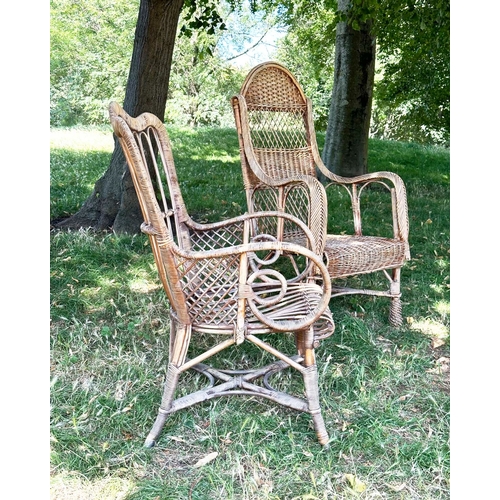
321,1,376,177
56,0,184,233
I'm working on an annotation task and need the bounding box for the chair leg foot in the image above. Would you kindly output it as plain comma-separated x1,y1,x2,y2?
313,418,330,447
389,297,403,327
144,438,156,448
310,404,329,446
144,411,168,448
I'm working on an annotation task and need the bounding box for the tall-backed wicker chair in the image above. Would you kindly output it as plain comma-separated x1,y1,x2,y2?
109,102,335,447
232,62,411,326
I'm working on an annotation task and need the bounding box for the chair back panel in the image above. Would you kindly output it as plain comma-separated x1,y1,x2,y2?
110,103,255,329
236,62,317,181
109,103,197,324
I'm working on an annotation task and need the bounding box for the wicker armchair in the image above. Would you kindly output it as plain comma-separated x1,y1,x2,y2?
232,62,411,326
109,102,335,447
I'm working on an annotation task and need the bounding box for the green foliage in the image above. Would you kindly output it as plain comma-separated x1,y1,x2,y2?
274,5,336,130
372,0,450,146
50,0,138,126
50,0,449,145
167,11,248,127
50,127,449,499
181,0,241,36
260,0,449,144
50,0,247,127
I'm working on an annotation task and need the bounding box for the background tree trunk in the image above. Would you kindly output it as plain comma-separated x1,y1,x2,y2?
56,0,184,233
321,0,376,178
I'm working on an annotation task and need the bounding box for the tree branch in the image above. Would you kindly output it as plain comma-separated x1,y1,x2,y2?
224,28,272,62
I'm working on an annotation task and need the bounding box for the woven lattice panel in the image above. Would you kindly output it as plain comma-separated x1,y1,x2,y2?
250,188,280,237
245,65,305,108
189,225,245,252
248,108,308,149
249,107,316,179
176,253,240,326
282,185,310,234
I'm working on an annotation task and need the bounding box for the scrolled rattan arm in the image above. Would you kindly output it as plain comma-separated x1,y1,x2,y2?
173,238,332,332
184,210,319,253
244,242,331,332
313,153,409,243
321,168,410,246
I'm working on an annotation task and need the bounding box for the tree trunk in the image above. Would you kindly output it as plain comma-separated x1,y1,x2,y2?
56,0,184,233
321,1,376,177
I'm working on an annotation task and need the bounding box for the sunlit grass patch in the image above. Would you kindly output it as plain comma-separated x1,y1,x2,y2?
408,317,449,346
50,472,137,500
50,127,115,152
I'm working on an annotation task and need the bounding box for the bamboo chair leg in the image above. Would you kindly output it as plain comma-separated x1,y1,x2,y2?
297,327,329,447
389,267,403,327
145,322,192,448
144,363,181,447
303,365,329,446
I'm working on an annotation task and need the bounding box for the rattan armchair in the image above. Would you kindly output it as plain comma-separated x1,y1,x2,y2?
109,102,335,447
232,62,411,326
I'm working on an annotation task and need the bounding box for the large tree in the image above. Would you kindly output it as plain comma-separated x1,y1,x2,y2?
321,0,375,177
53,0,448,232
56,0,185,233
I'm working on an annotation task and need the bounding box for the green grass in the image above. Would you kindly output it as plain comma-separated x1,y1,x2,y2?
50,126,450,499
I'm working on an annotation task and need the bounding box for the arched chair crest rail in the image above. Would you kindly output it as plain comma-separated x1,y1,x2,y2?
231,62,411,326
108,101,335,447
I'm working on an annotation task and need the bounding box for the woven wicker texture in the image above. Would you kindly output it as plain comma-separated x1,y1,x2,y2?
109,102,335,447
232,62,411,327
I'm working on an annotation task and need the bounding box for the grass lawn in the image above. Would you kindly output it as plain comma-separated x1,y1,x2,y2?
50,125,450,499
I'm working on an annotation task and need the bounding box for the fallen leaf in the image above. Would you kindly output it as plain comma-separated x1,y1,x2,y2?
341,421,352,431
345,473,367,493
427,356,450,374
387,482,406,492
432,338,446,349
193,452,218,468
170,436,186,443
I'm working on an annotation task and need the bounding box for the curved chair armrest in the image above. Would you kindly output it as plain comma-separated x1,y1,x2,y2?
183,210,321,255
173,237,332,333
314,156,409,251
305,101,409,249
